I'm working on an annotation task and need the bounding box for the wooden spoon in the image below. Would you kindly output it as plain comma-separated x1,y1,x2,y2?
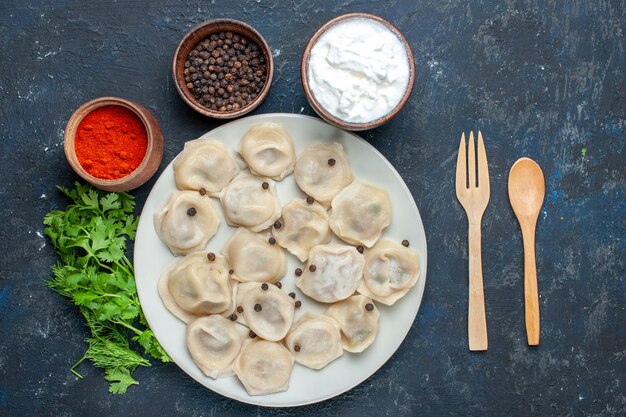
508,158,545,346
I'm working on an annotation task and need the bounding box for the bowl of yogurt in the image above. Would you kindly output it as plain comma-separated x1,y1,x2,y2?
301,13,415,131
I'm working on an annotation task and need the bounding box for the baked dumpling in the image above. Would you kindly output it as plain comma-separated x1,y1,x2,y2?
271,198,331,261
154,190,220,256
240,284,295,341
329,181,391,248
296,244,365,303
222,228,287,283
358,239,421,305
325,294,380,353
173,139,241,194
219,173,281,232
284,312,343,369
237,123,296,180
294,142,353,207
233,339,295,396
186,315,248,378
158,252,233,323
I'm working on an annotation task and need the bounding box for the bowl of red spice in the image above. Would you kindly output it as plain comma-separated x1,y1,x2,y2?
172,19,273,119
64,97,164,192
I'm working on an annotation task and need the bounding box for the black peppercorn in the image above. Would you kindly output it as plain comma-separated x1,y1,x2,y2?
187,207,197,216
229,269,234,275
237,305,243,313
288,292,296,299
295,268,302,276
254,303,262,312
294,344,301,352
356,245,364,254
199,188,207,196
275,282,282,289
365,303,374,311
268,237,276,245
274,220,282,229
229,313,237,321
308,264,317,272
207,252,216,262
402,240,410,247
306,196,314,204
261,181,269,189
249,330,256,338
328,158,336,166
295,300,302,308
261,283,269,291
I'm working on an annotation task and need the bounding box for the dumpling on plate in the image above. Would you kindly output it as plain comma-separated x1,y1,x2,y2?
222,228,287,283
325,294,380,353
294,142,353,207
154,190,220,256
173,139,241,194
329,181,391,248
219,173,281,232
284,312,343,370
358,239,421,305
295,244,364,303
233,339,295,396
240,284,295,341
186,315,248,379
158,252,234,323
271,198,331,261
237,123,296,180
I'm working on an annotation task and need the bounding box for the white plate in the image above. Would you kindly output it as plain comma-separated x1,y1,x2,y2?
135,113,427,407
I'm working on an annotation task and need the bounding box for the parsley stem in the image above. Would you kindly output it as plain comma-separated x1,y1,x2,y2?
71,355,86,378
114,259,132,277
113,320,143,336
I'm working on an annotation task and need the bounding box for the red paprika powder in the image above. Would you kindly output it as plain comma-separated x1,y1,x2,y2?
75,105,148,180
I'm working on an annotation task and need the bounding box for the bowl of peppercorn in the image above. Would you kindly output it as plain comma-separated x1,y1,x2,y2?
173,19,273,119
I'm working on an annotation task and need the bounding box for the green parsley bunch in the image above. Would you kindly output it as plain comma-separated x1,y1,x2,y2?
43,182,170,394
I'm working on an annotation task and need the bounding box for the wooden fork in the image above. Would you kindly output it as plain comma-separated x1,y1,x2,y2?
455,131,490,351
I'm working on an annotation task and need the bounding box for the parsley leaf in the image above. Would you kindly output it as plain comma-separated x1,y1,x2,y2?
44,182,171,394
105,368,138,395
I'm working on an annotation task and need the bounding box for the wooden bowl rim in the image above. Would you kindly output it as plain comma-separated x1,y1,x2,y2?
301,13,416,131
172,19,274,119
63,96,163,189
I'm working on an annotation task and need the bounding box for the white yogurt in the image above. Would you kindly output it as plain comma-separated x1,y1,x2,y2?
307,18,411,124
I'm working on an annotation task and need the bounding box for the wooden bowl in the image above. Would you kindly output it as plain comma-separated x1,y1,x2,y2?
172,19,274,119
64,97,164,192
301,13,416,131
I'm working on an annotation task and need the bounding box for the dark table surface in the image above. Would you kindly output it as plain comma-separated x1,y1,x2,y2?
1,0,625,416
